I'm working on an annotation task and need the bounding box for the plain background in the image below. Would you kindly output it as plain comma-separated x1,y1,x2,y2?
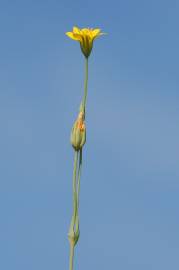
0,0,179,269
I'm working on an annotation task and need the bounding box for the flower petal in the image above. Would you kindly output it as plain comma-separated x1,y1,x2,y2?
92,29,101,37
73,26,81,34
66,32,80,41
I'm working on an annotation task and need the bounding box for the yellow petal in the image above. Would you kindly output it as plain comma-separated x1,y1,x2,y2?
81,28,90,35
81,28,89,32
73,26,81,34
93,31,106,40
66,32,80,41
92,29,101,37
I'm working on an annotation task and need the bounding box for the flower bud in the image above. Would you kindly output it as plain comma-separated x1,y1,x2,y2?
68,215,80,246
70,110,86,151
68,227,80,247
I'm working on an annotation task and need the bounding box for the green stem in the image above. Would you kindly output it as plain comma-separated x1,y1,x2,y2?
77,149,82,210
82,57,88,110
68,57,88,270
69,243,75,270
72,151,78,218
68,151,77,270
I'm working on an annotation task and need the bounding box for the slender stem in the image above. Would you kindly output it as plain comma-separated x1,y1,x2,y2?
82,57,88,110
69,243,75,270
68,57,88,270
72,151,78,218
68,151,78,270
77,149,82,210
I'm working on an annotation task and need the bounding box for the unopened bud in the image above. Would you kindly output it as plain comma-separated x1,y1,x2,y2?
68,229,79,247
68,215,80,246
70,110,86,151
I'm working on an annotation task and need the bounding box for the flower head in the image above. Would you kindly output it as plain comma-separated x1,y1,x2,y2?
66,26,104,58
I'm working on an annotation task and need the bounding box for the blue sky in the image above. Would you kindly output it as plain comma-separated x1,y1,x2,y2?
0,0,179,269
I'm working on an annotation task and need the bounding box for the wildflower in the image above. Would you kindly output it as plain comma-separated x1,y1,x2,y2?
66,26,104,58
66,26,106,270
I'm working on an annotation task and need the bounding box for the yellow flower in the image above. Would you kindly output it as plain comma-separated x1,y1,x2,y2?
66,26,104,58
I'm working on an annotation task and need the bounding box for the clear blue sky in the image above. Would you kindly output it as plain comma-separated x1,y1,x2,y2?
0,0,179,269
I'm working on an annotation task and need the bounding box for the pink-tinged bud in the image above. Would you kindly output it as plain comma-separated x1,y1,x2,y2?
70,111,86,151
